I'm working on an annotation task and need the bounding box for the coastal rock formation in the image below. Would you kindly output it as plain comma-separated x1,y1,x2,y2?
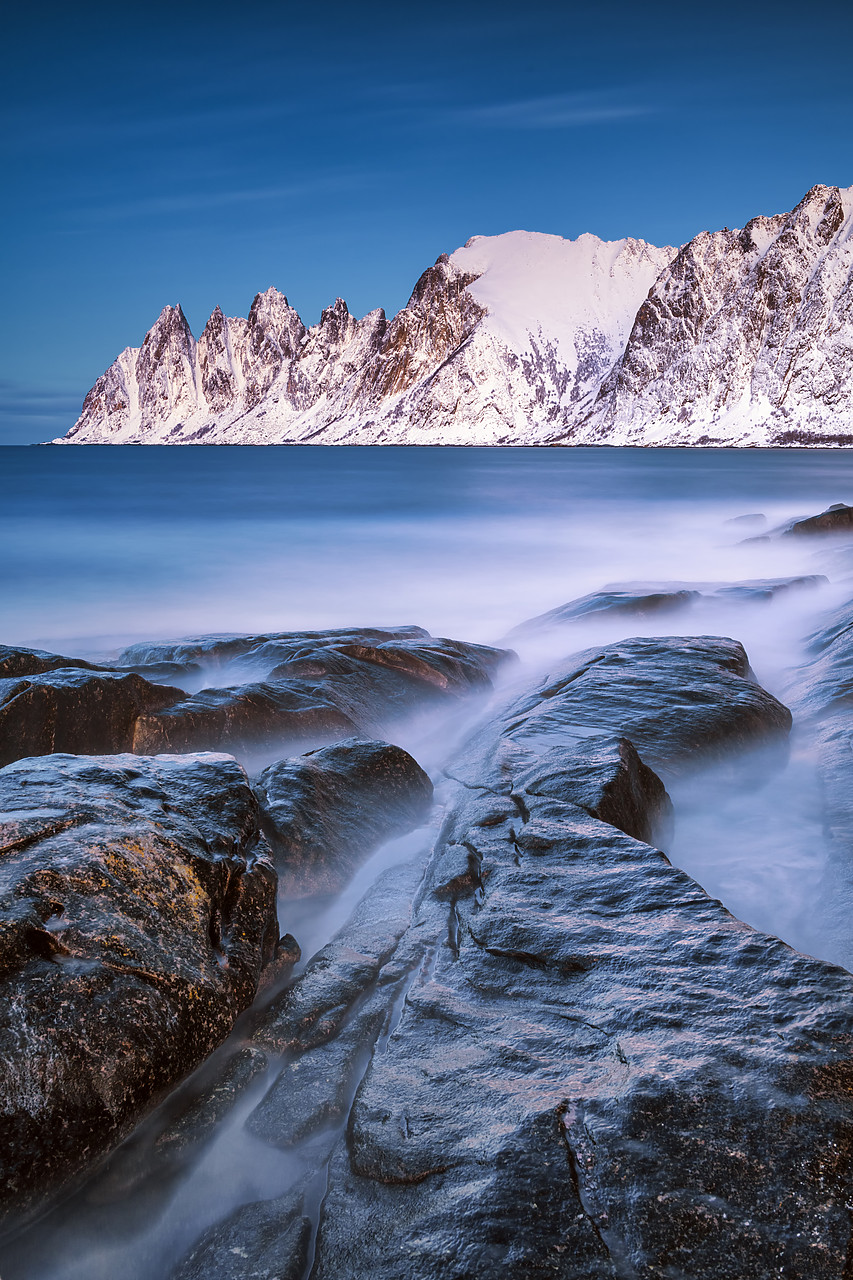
462,635,791,779
55,184,853,447
129,629,510,757
0,629,510,766
253,739,433,896
0,752,279,1223
154,632,853,1280
0,669,183,767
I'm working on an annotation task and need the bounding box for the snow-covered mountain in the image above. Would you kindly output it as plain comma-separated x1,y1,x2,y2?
55,183,853,446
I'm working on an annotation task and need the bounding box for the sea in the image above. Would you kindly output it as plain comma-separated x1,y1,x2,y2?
4,443,853,1277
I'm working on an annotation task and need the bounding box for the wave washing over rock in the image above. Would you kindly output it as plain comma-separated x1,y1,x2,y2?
54,183,853,447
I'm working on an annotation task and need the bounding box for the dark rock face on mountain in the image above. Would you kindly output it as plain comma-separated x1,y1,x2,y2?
509,577,826,636
253,739,433,897
0,669,183,767
0,752,279,1224
458,635,791,781
581,184,853,446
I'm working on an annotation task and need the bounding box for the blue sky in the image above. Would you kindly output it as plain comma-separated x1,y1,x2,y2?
3,0,852,443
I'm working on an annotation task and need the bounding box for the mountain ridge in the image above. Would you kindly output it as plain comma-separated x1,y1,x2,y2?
55,183,853,446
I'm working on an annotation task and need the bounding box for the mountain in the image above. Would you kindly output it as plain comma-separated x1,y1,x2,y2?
54,183,853,446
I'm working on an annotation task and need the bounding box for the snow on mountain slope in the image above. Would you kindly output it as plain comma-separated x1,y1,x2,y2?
56,233,673,446
54,184,853,446
572,184,853,446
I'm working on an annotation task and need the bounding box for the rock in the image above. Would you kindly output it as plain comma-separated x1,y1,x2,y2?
253,739,433,897
116,626,432,673
508,587,700,634
301,670,853,1279
0,752,280,1224
0,668,183,768
131,678,360,756
723,512,766,527
509,577,826,636
171,1178,311,1280
454,635,791,782
130,629,512,758
162,634,853,1280
786,502,853,536
0,644,100,679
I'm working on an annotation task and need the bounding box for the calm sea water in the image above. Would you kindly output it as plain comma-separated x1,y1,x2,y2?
5,445,853,1278
4,444,853,654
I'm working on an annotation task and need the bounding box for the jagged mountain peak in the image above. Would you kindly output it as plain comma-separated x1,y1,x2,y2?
57,183,853,447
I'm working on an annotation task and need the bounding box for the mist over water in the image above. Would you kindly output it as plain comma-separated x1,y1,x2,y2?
5,445,853,1277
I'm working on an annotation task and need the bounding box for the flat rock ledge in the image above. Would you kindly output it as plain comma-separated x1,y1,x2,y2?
0,752,280,1225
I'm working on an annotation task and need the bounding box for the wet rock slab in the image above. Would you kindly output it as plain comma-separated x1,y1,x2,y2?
253,738,433,896
160,632,853,1280
460,634,792,780
302,651,853,1279
0,628,512,766
128,627,512,756
0,752,280,1224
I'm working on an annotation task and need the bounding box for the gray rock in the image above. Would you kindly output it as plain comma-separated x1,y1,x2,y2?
454,634,792,782
253,739,433,897
0,752,280,1224
302,660,853,1279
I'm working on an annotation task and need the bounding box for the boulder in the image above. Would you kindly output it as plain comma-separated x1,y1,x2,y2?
456,635,791,781
131,678,359,756
253,739,433,897
0,645,100,679
116,626,434,673
0,752,280,1224
160,633,853,1280
0,668,183,768
786,502,853,536
296,660,853,1280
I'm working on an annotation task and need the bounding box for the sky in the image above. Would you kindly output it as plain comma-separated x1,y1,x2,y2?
2,0,852,443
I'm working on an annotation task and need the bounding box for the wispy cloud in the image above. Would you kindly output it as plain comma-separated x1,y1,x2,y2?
452,91,654,129
58,172,370,228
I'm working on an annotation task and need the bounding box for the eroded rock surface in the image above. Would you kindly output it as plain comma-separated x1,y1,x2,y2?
0,629,511,766
253,739,433,897
129,628,511,757
0,752,280,1224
